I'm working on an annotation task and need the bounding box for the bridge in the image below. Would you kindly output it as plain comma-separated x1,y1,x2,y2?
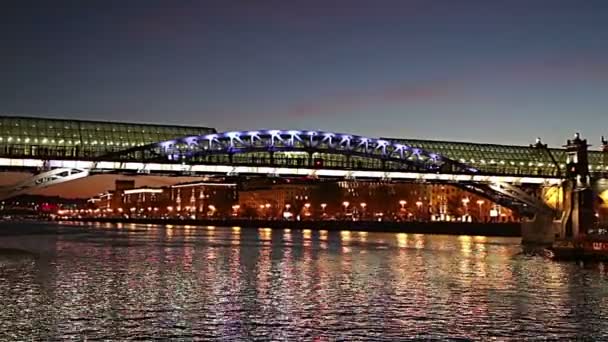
1,115,606,243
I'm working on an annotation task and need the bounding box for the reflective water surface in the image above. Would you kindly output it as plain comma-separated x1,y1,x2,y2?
1,222,608,340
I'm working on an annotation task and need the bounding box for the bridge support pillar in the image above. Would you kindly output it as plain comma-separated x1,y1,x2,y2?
521,212,558,245
562,133,594,239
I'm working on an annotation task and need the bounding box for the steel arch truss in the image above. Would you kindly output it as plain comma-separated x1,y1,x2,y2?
106,129,478,174
0,167,90,201
457,182,554,218
101,129,558,216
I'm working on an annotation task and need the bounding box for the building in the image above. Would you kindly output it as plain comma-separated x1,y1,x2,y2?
427,184,516,222
84,178,516,222
237,183,313,218
87,180,237,218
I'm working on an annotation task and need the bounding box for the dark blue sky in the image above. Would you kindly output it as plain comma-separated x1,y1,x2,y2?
1,0,607,146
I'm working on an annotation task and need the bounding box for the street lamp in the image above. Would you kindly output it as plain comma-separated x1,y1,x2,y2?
462,197,470,221
360,202,367,219
399,200,407,209
415,201,423,221
304,203,311,217
232,204,240,216
476,200,485,222
320,203,327,217
342,201,350,218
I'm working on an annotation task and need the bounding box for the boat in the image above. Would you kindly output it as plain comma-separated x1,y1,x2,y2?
548,233,608,260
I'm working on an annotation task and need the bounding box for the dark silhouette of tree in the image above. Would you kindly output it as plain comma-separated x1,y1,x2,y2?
241,205,258,218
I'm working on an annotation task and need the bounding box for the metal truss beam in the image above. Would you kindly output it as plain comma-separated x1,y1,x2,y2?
0,167,90,201
105,129,477,174
457,181,555,217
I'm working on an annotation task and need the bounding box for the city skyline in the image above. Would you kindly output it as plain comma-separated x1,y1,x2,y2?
1,1,607,147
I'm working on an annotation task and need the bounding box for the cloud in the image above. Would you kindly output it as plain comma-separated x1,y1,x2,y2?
285,81,456,118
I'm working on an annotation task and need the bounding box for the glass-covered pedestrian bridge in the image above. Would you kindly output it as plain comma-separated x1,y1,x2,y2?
391,138,607,177
106,129,606,179
0,116,606,178
0,116,215,159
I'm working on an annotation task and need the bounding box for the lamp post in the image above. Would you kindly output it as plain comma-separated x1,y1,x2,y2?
415,201,423,221
399,200,407,220
399,200,407,209
260,204,266,218
476,200,485,222
304,203,311,218
360,202,367,219
462,197,470,222
320,203,327,218
342,201,350,218
232,204,240,217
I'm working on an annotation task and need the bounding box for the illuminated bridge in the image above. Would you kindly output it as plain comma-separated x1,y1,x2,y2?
1,115,606,242
1,116,605,178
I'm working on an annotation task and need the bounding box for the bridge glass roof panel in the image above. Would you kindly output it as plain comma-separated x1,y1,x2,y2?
389,138,607,176
0,116,215,159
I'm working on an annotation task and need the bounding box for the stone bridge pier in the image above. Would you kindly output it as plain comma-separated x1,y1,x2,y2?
522,134,598,245
521,183,566,245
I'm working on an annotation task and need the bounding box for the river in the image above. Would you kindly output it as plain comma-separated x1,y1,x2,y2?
1,221,607,340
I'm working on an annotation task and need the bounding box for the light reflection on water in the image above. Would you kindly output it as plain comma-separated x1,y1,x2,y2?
1,222,608,340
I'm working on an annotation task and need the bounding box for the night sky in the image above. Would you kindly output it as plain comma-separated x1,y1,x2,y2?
2,1,608,147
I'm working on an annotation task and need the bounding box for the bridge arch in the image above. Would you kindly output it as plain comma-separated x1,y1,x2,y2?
104,129,478,174
0,129,557,218
100,129,555,217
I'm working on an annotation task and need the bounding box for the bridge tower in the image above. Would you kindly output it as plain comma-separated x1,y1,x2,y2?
561,133,595,239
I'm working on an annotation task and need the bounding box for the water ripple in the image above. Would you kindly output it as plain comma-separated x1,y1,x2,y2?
1,222,608,340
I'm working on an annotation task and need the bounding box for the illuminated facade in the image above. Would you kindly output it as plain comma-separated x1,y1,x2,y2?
237,184,312,218
88,181,237,217
82,179,517,222
427,184,516,222
0,116,215,159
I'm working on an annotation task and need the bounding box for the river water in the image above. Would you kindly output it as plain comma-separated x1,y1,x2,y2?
1,221,608,341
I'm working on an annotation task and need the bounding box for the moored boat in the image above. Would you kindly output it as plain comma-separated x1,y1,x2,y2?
549,235,608,260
